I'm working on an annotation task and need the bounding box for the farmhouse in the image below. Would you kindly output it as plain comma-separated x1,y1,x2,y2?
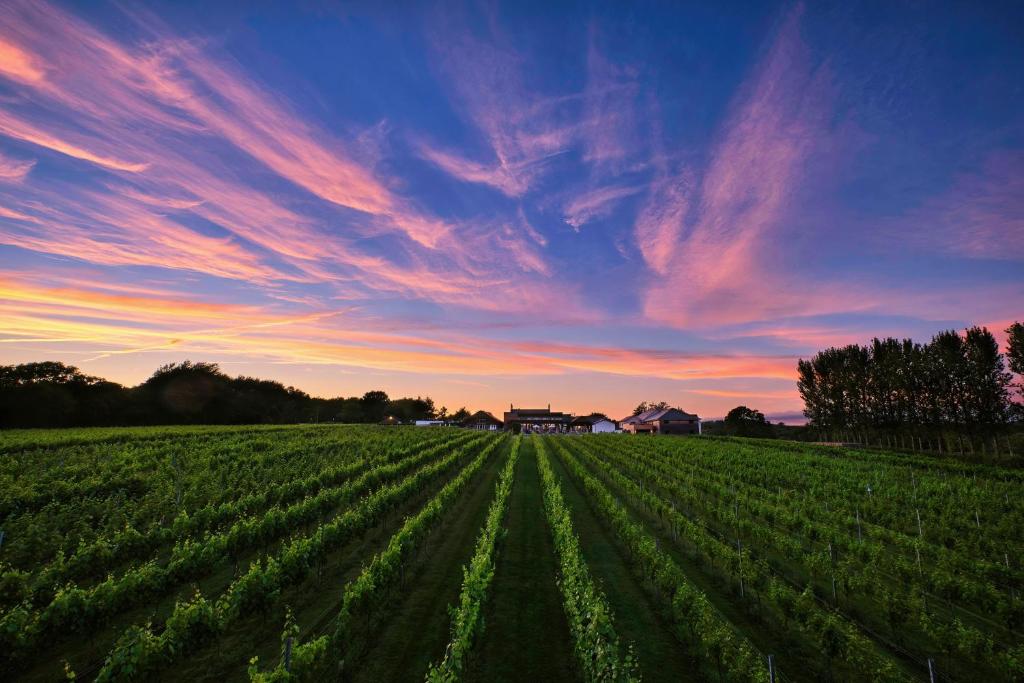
620,407,701,435
462,410,504,431
570,413,618,433
503,405,573,433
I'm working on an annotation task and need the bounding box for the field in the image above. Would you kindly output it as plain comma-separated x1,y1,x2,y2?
0,426,1021,682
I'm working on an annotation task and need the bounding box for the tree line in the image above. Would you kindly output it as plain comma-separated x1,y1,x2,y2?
0,361,468,429
797,322,1024,455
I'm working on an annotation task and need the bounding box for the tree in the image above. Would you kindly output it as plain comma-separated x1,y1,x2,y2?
0,362,127,428
360,390,390,423
961,326,1011,428
797,325,1017,455
1008,322,1024,375
1008,322,1024,414
632,401,671,416
723,406,774,438
450,407,471,422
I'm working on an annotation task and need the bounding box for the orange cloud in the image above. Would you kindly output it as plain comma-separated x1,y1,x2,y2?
0,37,45,83
0,111,149,172
0,150,35,181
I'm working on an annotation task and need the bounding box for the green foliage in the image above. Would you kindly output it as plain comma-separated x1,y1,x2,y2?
798,327,1015,449
535,438,639,682
0,360,447,427
427,437,520,680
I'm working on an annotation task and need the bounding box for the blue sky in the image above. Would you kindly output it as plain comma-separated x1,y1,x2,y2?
0,0,1021,421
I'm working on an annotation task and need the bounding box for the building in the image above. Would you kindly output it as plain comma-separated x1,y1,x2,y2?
503,404,573,433
570,413,618,433
620,407,701,435
462,410,504,431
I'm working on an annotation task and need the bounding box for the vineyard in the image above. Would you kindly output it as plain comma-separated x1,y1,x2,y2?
0,426,1021,681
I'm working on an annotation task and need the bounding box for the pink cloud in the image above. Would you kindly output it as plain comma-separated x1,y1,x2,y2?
565,183,643,230
890,150,1024,261
416,143,531,197
0,0,571,311
581,29,641,170
0,110,149,172
641,5,840,327
0,36,45,83
634,170,692,274
0,150,34,181
423,12,577,196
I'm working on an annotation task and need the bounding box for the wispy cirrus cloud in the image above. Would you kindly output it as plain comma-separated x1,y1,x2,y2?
581,28,641,171
564,183,643,230
0,272,795,384
0,111,150,172
0,150,34,181
0,37,44,83
889,150,1024,261
0,0,565,311
420,10,576,197
642,5,839,326
634,169,692,274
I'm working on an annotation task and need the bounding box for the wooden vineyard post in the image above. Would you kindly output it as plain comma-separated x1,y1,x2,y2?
856,508,862,542
767,654,776,683
737,539,745,599
927,657,936,683
284,636,292,672
828,542,837,603
916,509,923,538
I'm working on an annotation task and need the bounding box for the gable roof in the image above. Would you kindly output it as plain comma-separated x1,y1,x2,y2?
621,407,699,423
462,410,503,426
571,413,615,426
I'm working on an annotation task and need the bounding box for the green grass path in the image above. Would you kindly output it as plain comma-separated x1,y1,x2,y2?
468,438,577,682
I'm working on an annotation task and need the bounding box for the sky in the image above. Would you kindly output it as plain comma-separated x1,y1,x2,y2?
0,0,1022,423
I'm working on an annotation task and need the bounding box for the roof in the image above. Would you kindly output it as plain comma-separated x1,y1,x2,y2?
462,410,504,426
621,407,699,423
571,413,615,426
510,407,553,415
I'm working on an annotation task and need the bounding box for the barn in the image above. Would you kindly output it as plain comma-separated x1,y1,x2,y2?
503,405,573,433
570,413,618,433
620,407,701,435
462,410,504,431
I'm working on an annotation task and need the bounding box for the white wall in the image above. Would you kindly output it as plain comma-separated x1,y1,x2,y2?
592,420,616,433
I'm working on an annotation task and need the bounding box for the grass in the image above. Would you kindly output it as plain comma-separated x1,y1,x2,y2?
469,438,577,682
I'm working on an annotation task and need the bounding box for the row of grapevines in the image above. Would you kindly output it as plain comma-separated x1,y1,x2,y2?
673,437,1024,564
2,429,477,612
587,436,1022,679
0,432,486,670
548,437,787,682
0,427,399,570
630,435,1023,590
95,433,500,682
602,435,1024,640
247,434,509,681
426,435,521,681
565,437,909,680
534,437,638,683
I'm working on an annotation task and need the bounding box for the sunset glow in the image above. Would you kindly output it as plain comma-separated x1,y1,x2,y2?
1,1,1021,421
